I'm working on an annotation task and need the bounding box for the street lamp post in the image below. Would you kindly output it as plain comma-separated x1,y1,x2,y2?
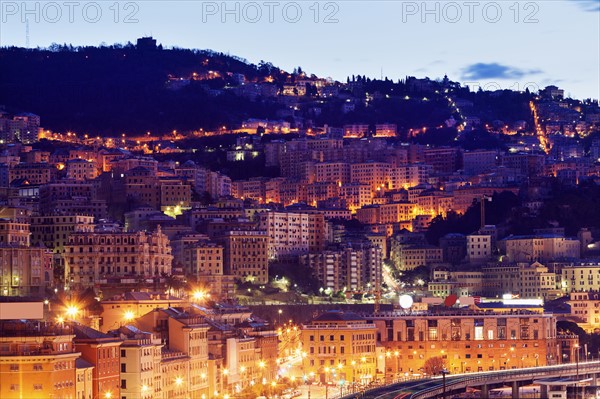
574,344,580,399
441,368,449,399
351,360,356,393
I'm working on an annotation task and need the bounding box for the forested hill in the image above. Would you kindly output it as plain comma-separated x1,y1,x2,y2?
0,43,287,135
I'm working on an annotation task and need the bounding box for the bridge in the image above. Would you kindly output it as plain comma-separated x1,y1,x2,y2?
340,361,600,399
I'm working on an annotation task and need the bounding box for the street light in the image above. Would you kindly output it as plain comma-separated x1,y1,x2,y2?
123,310,135,323
350,360,356,393
441,368,449,399
65,304,79,319
574,344,580,399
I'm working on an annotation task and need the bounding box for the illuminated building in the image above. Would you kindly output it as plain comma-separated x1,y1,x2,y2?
8,162,55,185
314,162,351,185
374,124,397,138
73,324,122,399
113,325,163,399
343,124,369,139
369,310,568,378
350,162,391,193
75,358,94,399
137,308,211,399
559,262,600,293
476,262,559,299
301,243,382,292
0,219,30,246
301,311,378,385
305,182,339,205
180,240,223,279
99,291,186,333
466,234,492,263
390,239,443,271
160,178,191,216
66,158,97,180
0,320,79,399
0,246,53,296
502,234,581,263
63,228,173,289
112,157,159,174
223,230,269,284
389,164,432,190
355,203,416,225
259,211,326,259
30,214,95,254
179,239,234,299
427,271,484,298
568,291,600,333
124,166,160,208
339,183,372,211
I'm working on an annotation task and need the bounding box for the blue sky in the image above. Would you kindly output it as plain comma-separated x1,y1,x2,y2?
1,0,598,99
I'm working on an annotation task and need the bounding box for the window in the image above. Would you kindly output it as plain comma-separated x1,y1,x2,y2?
10,364,19,371
121,379,127,389
33,384,43,391
121,364,126,372
121,350,126,357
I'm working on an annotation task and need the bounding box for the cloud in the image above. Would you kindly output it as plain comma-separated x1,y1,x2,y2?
461,63,542,80
572,0,600,12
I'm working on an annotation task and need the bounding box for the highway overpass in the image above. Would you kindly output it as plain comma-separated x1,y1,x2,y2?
340,360,600,399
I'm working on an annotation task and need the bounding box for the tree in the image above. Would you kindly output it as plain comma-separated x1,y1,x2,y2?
423,356,446,375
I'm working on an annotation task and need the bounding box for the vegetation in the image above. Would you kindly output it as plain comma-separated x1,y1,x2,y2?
1,41,536,137
422,356,447,375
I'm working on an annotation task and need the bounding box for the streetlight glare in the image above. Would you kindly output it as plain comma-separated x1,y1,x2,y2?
123,310,135,321
65,305,79,318
193,290,207,300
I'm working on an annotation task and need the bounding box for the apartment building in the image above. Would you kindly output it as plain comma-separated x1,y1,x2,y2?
301,311,378,385
350,162,391,192
390,239,443,271
568,291,600,332
136,308,211,399
502,234,581,262
259,211,326,259
314,162,351,185
63,229,173,289
99,291,187,333
0,219,30,246
113,325,163,399
467,234,492,263
559,262,600,293
0,246,53,297
0,320,80,399
223,230,269,284
73,324,122,399
30,214,95,254
301,244,382,292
